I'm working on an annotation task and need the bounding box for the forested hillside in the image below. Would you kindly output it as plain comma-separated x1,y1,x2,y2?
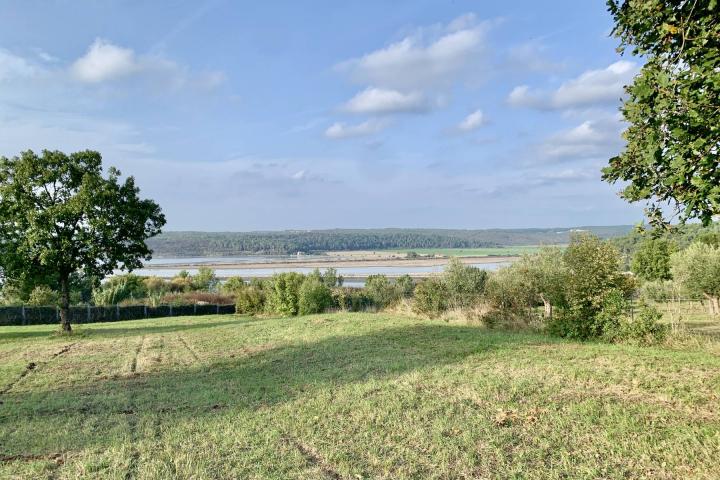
146,226,633,257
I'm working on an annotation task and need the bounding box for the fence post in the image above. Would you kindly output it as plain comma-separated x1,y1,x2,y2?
169,305,173,317
116,304,120,321
194,304,197,315
21,305,26,326
87,304,91,323
144,305,148,318
216,304,220,314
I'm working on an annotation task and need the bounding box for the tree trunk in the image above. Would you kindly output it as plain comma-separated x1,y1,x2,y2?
540,294,552,319
703,294,719,317
59,273,72,333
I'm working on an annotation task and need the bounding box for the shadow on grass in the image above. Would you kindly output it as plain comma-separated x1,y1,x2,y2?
0,315,264,341
0,322,545,455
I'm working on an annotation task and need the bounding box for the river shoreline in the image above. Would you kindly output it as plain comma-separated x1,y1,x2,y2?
143,255,518,271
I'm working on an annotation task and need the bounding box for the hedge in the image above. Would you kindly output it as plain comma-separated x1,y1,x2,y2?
0,304,236,326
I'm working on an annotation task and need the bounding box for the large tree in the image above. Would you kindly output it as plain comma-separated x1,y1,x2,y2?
0,150,165,332
602,0,720,228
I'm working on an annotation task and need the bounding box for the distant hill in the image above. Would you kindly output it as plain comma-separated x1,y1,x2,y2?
146,226,634,257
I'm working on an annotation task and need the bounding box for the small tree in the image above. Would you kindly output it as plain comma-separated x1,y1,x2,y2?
631,238,676,281
512,247,568,318
552,234,636,340
671,242,720,316
412,278,449,318
0,150,165,331
27,285,60,306
266,272,305,316
443,258,487,308
192,267,219,291
298,277,333,315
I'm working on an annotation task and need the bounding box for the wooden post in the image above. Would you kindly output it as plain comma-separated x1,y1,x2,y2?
193,304,197,315
21,305,26,326
144,305,148,318
87,304,91,323
216,304,220,314
169,305,173,316
116,304,120,321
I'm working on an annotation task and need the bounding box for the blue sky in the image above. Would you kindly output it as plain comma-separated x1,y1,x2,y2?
0,1,645,230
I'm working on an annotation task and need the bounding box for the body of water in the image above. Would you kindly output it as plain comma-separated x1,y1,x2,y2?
130,259,507,285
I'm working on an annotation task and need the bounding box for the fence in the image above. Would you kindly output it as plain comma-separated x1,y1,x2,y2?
0,303,236,327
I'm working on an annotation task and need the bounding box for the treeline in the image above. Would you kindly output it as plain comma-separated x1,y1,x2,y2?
147,226,632,256
611,223,720,265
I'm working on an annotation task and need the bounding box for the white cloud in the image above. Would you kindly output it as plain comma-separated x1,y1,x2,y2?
70,38,226,89
457,109,485,131
336,14,490,89
324,119,387,139
71,39,139,83
508,61,639,110
539,116,624,161
0,49,39,81
342,87,428,114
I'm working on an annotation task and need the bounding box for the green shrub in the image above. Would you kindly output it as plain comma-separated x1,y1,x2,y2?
616,304,669,346
27,285,59,306
192,267,219,292
235,286,266,315
444,258,487,308
332,287,372,312
221,276,246,295
92,274,147,305
631,238,676,281
298,278,333,315
266,272,305,316
412,278,449,318
395,274,415,297
549,234,636,340
365,274,400,309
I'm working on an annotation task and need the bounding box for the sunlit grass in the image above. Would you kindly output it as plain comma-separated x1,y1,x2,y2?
1,312,719,479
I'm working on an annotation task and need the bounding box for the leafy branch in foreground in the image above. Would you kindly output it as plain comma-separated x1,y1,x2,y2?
603,0,720,228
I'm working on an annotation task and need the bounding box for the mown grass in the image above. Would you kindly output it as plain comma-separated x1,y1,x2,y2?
389,246,543,257
1,313,719,479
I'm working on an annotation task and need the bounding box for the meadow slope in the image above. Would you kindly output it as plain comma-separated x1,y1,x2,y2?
1,313,719,479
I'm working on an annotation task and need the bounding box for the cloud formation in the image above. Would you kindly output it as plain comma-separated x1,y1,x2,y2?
457,109,485,131
508,61,638,110
539,116,624,161
71,39,139,83
336,14,490,90
342,87,428,114
324,119,387,139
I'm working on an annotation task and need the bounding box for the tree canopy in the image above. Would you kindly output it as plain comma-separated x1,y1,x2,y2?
603,0,720,228
0,150,165,331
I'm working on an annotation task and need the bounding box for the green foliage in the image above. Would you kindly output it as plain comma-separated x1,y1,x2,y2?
26,285,59,306
92,274,148,306
549,234,636,340
320,268,343,288
364,274,401,309
221,277,246,295
443,258,487,308
146,226,633,256
298,278,333,315
331,287,372,312
235,286,266,315
631,238,676,281
395,274,415,297
192,267,219,291
266,272,305,316
615,304,669,346
639,279,682,303
412,278,449,318
603,1,720,227
0,149,165,330
671,242,720,315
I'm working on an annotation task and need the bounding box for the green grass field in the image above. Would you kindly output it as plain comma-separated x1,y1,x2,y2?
390,246,544,257
1,313,719,479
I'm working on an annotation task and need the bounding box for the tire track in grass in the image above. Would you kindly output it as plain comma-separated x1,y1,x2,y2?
176,335,200,364
281,435,343,480
124,336,145,480
0,343,76,396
